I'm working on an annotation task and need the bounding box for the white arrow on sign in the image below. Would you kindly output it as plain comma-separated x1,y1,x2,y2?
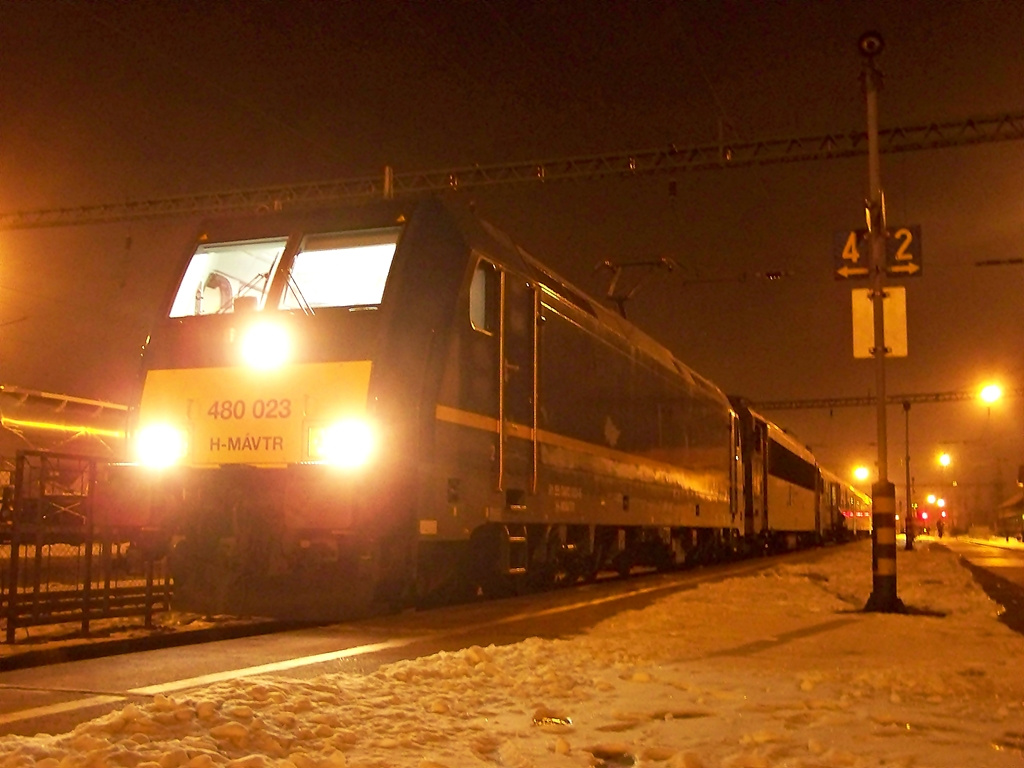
888,262,921,276
836,265,870,278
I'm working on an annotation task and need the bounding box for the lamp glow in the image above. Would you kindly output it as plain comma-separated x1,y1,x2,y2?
135,424,188,468
309,418,376,468
980,383,1003,404
241,322,290,369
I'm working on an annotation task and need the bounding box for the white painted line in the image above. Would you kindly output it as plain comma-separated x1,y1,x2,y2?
128,638,425,695
0,639,428,724
1,563,763,725
477,562,765,630
0,695,125,726
491,582,673,627
129,578,708,697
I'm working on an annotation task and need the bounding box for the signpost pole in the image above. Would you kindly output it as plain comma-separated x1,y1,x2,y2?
858,31,904,614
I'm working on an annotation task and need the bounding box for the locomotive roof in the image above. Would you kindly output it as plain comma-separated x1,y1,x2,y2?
187,197,731,407
765,421,816,463
446,200,730,406
727,396,817,459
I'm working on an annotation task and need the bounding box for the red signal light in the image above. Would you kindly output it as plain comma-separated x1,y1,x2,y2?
920,511,929,520
941,510,947,518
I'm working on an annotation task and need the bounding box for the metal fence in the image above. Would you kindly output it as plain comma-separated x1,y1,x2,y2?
2,451,171,644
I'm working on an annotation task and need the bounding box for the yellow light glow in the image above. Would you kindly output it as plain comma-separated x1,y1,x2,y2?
927,493,937,504
938,452,951,468
0,417,125,440
241,322,290,369
135,424,188,468
937,498,945,508
853,466,870,482
309,418,376,468
980,383,1003,404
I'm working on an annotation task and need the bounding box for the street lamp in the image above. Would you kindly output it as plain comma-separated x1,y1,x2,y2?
977,382,1001,532
935,497,947,536
980,383,1003,404
937,452,955,531
854,466,871,482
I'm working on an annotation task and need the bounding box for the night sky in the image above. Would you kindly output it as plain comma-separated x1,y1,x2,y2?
1,0,1023,515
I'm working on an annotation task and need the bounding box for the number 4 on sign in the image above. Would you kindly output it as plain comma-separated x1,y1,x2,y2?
842,231,864,262
837,230,869,279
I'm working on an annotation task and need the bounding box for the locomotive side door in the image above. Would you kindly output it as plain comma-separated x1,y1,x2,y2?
731,413,743,527
750,419,768,535
499,271,538,509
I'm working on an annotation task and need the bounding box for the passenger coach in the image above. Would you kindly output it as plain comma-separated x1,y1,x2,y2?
730,398,846,549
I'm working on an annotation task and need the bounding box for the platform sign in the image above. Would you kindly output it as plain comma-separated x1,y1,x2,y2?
834,226,922,279
835,229,870,279
851,286,908,358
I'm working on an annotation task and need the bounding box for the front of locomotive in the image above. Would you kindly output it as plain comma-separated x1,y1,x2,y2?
128,202,437,619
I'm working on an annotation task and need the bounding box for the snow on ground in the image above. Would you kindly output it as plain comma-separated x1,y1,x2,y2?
1,537,1022,768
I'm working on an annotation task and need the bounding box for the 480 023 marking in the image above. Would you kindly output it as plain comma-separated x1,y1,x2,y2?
206,398,293,420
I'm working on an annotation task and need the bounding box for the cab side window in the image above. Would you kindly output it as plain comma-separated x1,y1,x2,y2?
470,259,499,334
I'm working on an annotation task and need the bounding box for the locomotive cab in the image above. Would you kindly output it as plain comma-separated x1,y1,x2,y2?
131,205,439,618
139,227,399,470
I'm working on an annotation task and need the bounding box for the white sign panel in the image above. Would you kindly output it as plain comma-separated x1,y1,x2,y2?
851,286,908,358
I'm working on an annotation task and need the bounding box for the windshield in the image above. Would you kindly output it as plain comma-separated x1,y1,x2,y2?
169,238,286,317
168,227,401,318
279,229,400,311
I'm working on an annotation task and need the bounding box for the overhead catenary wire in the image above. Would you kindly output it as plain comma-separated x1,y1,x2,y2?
2,112,1023,231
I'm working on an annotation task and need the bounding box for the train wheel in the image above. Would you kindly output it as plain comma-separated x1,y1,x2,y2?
527,526,577,590
614,550,633,578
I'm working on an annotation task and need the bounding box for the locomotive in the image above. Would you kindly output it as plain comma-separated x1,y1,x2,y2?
103,197,866,619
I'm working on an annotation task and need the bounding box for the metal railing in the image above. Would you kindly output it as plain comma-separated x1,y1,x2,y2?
2,451,170,644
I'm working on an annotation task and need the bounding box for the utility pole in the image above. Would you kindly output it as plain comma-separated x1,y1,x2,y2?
904,400,914,550
858,31,904,613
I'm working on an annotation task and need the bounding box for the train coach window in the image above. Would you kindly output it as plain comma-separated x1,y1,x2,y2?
280,229,400,311
170,237,286,317
470,260,498,333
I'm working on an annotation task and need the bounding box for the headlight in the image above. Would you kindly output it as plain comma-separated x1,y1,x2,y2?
308,418,376,468
241,322,290,369
135,424,188,468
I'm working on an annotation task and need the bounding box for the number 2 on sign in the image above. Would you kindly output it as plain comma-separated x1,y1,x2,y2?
891,228,913,260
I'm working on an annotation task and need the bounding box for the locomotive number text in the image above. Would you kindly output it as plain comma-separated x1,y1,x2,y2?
207,398,293,420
